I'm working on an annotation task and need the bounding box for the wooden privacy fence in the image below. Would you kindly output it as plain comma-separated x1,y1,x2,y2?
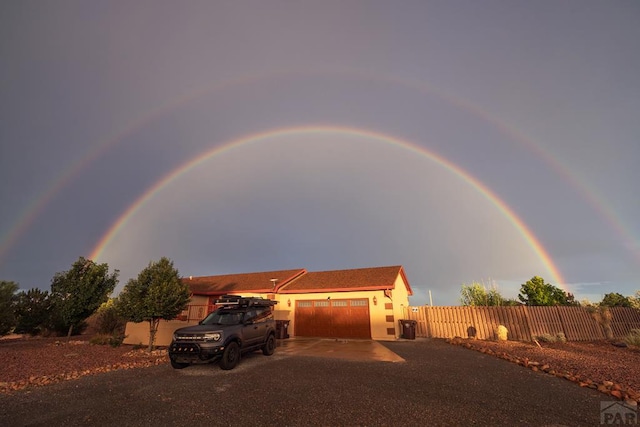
404,306,640,341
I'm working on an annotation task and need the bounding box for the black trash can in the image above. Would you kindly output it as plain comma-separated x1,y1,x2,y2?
399,319,417,340
276,320,290,339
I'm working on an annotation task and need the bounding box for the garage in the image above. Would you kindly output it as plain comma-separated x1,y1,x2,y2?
294,299,371,339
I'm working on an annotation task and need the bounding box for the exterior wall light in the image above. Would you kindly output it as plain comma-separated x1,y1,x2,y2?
373,296,378,306
287,299,291,307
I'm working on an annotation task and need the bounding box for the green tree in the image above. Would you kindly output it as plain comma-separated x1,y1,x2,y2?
0,281,19,335
116,257,190,351
600,292,632,307
460,282,504,306
14,288,52,335
50,257,119,337
518,276,576,306
631,291,640,310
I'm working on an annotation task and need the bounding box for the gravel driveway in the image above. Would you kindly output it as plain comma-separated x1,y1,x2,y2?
0,339,608,426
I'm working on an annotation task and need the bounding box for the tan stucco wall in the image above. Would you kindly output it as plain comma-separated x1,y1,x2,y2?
391,273,411,335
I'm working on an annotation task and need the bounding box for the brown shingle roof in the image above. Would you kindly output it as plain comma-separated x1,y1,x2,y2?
185,269,306,295
278,265,412,295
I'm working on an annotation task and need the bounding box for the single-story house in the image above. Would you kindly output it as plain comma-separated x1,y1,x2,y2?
123,265,413,346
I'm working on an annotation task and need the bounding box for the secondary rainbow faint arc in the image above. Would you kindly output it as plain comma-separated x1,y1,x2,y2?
89,125,566,287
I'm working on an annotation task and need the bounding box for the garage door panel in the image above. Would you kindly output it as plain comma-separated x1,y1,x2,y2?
295,299,370,339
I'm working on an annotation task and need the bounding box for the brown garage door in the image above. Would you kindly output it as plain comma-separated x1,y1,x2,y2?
294,299,371,339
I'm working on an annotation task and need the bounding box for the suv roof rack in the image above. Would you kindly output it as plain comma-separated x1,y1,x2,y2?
215,295,278,308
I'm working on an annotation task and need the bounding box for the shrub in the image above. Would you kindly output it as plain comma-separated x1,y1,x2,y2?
625,329,640,347
95,301,126,335
535,333,557,343
495,325,508,341
90,333,125,347
587,305,614,339
0,281,18,336
555,332,567,343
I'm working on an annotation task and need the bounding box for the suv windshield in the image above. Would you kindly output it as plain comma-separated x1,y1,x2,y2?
200,310,245,326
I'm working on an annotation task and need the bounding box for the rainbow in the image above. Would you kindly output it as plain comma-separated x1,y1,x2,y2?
89,125,566,288
3,68,634,272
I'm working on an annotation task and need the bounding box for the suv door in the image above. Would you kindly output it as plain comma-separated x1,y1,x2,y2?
242,308,270,347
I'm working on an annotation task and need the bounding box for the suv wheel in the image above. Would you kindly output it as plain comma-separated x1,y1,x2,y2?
262,333,276,356
220,341,240,370
170,359,189,369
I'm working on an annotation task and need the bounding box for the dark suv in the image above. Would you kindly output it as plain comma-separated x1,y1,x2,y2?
168,295,278,370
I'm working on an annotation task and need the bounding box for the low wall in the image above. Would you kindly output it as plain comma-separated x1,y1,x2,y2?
123,320,199,347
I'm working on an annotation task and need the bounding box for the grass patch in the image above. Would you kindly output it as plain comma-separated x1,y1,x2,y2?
625,329,640,347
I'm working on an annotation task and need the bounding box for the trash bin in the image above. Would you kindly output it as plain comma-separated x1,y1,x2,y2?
276,320,290,339
399,319,417,340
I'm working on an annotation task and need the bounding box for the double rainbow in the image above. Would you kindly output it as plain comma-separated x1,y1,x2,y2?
88,125,565,287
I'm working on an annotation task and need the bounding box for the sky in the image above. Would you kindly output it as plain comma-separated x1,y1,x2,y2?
1,1,638,306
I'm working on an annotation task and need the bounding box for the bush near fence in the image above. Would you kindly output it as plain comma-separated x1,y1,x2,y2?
404,306,640,341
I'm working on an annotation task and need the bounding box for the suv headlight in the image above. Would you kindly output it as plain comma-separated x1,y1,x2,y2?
203,332,221,342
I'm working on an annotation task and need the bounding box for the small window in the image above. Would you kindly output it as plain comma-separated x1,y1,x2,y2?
314,301,329,307
350,299,368,307
298,301,312,307
331,300,347,307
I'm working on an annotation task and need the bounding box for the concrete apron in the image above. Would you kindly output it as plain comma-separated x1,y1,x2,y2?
276,338,405,363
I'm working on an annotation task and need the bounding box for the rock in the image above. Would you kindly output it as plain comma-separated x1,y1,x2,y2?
612,342,628,348
611,390,623,399
603,380,614,388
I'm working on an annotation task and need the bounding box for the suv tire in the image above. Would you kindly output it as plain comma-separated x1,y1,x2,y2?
220,341,240,370
262,333,276,356
170,359,189,369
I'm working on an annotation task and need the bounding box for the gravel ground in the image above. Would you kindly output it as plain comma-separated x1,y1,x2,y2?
0,336,166,393
1,334,638,405
0,339,608,426
446,337,640,403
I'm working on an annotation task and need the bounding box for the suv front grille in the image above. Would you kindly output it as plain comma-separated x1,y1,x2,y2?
175,334,205,341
